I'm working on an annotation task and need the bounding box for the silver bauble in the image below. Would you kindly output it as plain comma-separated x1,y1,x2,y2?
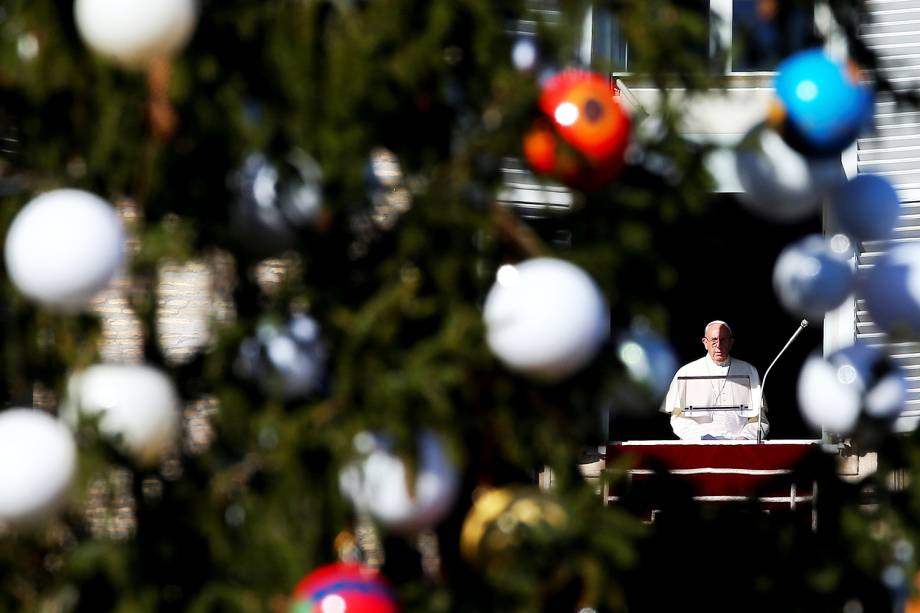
735,124,845,222
235,313,327,400
231,150,323,256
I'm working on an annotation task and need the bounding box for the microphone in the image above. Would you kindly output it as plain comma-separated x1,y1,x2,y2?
757,318,809,443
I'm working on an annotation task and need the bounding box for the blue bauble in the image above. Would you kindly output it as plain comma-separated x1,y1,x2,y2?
861,243,920,339
771,49,874,156
616,329,678,400
773,234,854,321
830,174,901,242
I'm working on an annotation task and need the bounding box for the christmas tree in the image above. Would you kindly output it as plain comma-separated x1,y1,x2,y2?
2,1,920,611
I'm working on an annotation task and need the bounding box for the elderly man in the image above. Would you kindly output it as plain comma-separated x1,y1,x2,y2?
662,320,768,441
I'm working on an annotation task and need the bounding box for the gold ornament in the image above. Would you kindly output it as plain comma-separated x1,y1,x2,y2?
460,486,570,569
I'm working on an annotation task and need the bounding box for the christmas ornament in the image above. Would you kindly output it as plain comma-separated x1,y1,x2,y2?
5,189,125,310
906,571,920,613
364,147,411,231
231,150,323,256
523,69,629,190
339,430,459,534
769,49,874,157
735,124,845,222
797,344,907,436
74,0,198,69
861,243,920,339
483,258,609,380
772,234,853,322
460,487,571,572
291,562,399,613
830,174,901,242
235,313,327,400
511,36,539,72
62,364,180,466
616,326,678,400
347,148,412,258
0,409,76,527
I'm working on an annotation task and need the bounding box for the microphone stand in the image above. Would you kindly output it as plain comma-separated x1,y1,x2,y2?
757,318,809,443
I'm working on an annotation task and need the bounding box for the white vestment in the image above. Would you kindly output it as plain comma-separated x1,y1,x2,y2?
662,355,768,441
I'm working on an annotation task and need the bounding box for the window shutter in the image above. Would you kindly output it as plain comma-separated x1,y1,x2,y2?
855,0,920,432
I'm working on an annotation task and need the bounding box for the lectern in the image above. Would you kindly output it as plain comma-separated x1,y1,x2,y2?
672,373,759,417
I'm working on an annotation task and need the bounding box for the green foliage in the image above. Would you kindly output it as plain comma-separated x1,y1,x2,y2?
0,1,916,612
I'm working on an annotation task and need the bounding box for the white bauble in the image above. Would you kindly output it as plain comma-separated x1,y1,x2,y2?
772,234,854,322
5,189,124,310
483,258,609,380
0,409,76,527
339,431,459,534
830,174,901,242
798,352,861,435
63,364,180,466
864,372,910,421
797,344,907,435
861,243,920,339
74,0,198,68
735,125,845,222
512,36,538,71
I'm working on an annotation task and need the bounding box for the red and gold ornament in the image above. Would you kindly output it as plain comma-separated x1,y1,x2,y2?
523,70,630,190
290,562,399,613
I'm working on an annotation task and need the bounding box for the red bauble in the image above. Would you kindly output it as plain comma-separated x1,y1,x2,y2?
291,562,399,613
523,70,630,190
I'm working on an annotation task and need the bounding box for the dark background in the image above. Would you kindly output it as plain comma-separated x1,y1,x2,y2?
613,194,824,441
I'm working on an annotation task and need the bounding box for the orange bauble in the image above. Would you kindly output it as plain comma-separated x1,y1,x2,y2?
523,70,630,190
906,570,920,613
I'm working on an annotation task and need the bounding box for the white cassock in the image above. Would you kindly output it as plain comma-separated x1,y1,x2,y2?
661,354,768,441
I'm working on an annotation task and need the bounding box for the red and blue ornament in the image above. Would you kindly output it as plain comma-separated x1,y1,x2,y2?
290,563,398,613
523,69,630,190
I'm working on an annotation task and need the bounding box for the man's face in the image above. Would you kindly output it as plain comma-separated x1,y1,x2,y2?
703,324,734,363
